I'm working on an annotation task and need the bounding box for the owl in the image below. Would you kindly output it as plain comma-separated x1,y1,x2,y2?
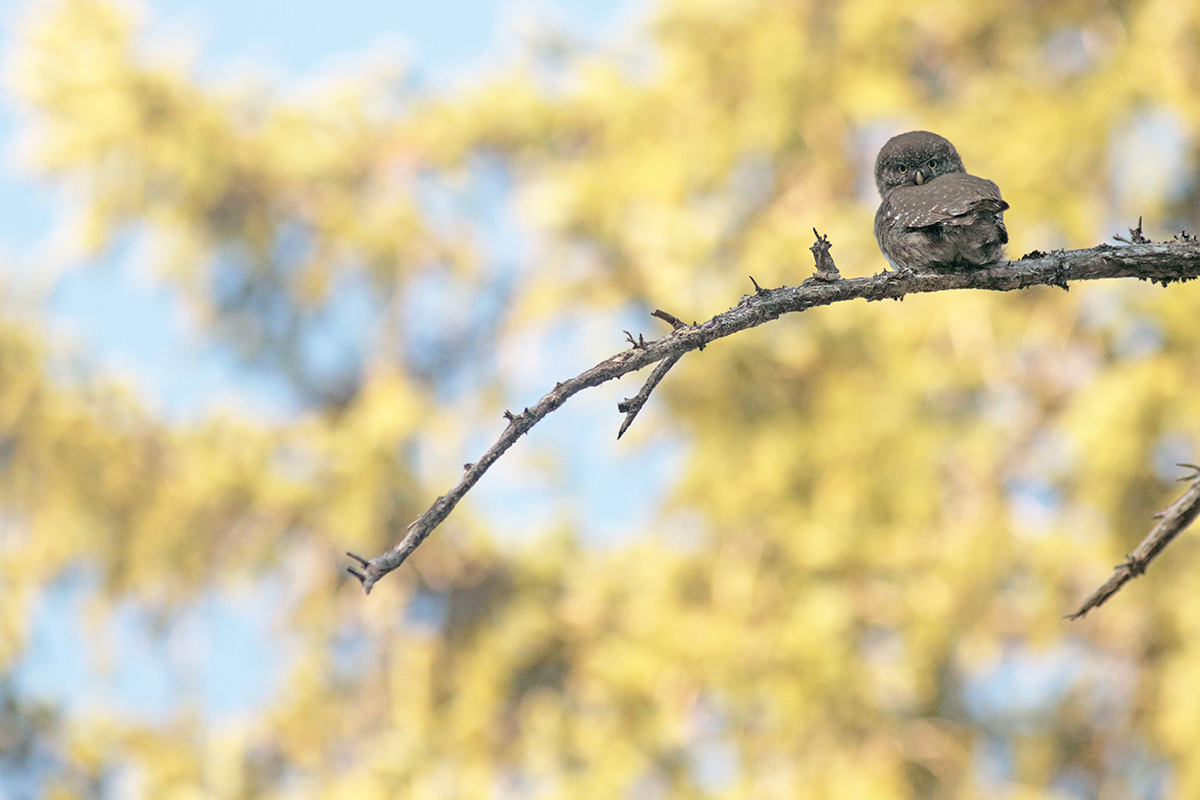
873,130,1009,272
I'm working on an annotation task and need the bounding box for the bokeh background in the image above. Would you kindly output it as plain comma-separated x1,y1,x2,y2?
3,0,1200,797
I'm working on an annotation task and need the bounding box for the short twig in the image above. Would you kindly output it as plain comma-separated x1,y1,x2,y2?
1113,216,1151,245
345,551,370,582
807,228,841,281
617,353,684,439
651,309,688,330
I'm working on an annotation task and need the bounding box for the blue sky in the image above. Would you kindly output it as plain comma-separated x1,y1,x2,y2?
153,0,629,78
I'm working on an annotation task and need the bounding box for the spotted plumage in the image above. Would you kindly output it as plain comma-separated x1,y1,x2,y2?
873,130,1008,272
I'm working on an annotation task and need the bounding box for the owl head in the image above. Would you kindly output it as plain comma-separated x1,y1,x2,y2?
874,130,966,197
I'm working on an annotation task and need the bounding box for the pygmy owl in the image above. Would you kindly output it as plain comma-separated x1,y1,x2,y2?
873,130,1008,272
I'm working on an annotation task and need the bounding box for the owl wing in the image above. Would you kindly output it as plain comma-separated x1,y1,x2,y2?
887,173,1008,228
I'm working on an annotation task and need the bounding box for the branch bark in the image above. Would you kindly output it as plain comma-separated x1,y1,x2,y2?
347,237,1200,594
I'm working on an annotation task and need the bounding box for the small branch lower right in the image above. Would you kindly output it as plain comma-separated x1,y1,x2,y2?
1067,465,1200,620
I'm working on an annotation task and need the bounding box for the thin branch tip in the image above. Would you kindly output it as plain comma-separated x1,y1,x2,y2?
1114,216,1151,245
617,352,685,439
651,309,687,330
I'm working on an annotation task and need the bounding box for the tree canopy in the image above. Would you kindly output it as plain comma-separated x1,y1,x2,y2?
5,0,1200,797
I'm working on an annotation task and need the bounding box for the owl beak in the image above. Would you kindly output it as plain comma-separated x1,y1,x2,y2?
914,170,925,185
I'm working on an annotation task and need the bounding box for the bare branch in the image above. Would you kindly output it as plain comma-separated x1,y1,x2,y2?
347,238,1200,594
1067,465,1200,619
617,353,684,439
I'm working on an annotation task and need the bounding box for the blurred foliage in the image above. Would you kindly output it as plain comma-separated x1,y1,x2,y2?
5,0,1200,797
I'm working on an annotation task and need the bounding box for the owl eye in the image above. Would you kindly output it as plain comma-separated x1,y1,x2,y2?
897,165,908,174
928,159,939,169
